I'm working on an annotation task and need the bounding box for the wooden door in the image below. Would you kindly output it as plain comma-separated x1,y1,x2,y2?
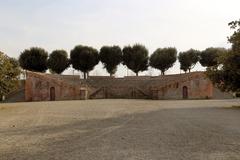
182,86,188,99
50,87,55,101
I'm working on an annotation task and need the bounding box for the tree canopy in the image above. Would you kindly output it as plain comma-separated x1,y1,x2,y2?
207,20,240,92
0,52,21,97
122,44,149,76
19,47,48,73
228,20,240,53
178,49,200,73
99,46,122,76
70,45,99,79
149,47,177,75
199,48,226,67
47,50,70,74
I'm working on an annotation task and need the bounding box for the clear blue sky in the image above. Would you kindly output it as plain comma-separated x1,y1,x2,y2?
0,0,239,76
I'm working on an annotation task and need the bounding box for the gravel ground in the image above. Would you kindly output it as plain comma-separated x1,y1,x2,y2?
0,99,240,160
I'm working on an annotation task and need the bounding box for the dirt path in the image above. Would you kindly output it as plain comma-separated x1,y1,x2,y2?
0,99,240,160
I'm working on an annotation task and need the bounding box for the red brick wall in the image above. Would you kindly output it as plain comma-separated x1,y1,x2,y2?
25,72,87,102
25,71,232,101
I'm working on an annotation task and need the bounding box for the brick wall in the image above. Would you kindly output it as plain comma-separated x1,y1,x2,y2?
25,71,233,101
25,72,87,102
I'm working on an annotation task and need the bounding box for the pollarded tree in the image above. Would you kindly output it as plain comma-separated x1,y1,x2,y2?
178,52,188,73
178,49,200,73
19,47,48,73
70,45,99,79
99,46,122,76
199,48,226,67
47,50,70,74
122,44,149,76
149,47,177,75
0,52,21,98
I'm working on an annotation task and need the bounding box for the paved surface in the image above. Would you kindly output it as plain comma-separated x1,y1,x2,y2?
0,99,240,160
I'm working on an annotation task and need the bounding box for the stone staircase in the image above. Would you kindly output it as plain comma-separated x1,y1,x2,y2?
85,72,205,99
85,77,155,99
3,80,25,103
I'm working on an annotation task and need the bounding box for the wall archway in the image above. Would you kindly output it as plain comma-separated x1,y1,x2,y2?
50,87,55,101
182,86,188,99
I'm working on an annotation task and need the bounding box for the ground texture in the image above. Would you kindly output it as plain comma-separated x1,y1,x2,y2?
0,99,240,160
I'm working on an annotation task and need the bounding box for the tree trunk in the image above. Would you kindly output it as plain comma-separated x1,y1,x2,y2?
188,69,191,73
161,71,165,75
24,70,27,79
136,72,139,76
83,72,87,79
87,72,89,79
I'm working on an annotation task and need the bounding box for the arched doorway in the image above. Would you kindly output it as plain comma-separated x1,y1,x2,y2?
50,87,55,101
182,86,188,99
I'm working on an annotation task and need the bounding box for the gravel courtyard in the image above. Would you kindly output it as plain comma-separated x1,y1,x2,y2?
0,99,240,160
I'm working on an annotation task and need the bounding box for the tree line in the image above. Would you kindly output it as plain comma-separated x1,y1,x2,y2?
18,45,228,79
